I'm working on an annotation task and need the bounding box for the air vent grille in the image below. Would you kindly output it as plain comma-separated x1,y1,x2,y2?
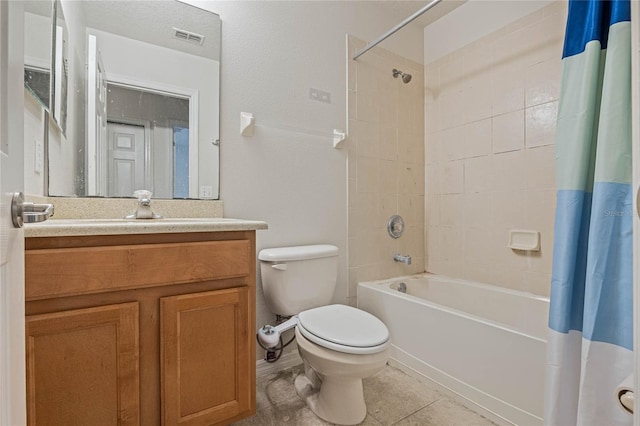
172,27,205,45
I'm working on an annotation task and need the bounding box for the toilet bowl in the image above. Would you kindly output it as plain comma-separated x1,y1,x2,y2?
258,245,390,425
293,304,389,425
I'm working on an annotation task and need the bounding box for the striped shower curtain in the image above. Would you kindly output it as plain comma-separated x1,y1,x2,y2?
544,0,632,425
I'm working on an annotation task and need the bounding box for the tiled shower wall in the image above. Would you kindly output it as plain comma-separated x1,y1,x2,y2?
347,36,425,302
425,2,567,296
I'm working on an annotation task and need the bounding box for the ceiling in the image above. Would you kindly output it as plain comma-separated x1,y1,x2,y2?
375,0,467,29
81,1,221,61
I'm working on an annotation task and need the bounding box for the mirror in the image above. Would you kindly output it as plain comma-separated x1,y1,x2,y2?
24,1,53,110
46,0,220,199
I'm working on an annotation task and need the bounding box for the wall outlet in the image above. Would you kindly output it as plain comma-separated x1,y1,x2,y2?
309,88,331,104
199,185,213,198
34,139,43,174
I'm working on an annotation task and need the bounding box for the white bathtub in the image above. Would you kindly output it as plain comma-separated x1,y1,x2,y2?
357,274,549,426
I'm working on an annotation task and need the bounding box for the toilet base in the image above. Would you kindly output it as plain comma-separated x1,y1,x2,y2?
294,371,367,425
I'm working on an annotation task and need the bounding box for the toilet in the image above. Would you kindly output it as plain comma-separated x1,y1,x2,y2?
258,244,389,426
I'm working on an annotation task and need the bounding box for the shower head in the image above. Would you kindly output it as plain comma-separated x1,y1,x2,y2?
392,68,412,84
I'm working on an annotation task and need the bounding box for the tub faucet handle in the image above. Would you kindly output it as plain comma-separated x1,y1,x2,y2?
393,253,412,265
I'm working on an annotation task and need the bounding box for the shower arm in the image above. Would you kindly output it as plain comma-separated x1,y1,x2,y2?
352,0,442,61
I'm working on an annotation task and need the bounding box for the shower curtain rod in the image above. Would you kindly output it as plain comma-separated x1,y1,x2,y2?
352,0,443,61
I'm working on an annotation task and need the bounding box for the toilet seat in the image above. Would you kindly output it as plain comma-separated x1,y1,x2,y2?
297,304,389,355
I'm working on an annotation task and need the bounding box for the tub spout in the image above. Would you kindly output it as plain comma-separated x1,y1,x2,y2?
393,253,411,265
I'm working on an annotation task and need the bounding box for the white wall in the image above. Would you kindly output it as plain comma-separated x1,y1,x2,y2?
184,0,424,356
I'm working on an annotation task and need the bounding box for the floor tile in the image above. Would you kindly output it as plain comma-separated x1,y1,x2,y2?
363,365,442,425
234,363,493,426
393,398,496,426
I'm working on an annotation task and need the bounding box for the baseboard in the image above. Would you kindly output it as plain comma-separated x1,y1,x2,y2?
256,350,303,378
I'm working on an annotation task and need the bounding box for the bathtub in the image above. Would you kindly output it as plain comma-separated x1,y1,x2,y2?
357,274,549,426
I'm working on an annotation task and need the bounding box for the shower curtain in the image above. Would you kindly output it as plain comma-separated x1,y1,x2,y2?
545,1,632,425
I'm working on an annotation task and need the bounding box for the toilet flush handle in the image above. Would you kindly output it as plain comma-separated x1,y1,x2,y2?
271,263,287,271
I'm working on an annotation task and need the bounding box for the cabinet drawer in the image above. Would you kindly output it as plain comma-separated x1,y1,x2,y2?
26,239,251,300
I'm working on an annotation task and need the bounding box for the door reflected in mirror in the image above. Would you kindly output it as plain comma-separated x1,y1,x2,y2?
42,0,220,199
99,84,191,199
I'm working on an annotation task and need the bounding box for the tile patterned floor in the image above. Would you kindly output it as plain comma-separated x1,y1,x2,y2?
232,364,497,426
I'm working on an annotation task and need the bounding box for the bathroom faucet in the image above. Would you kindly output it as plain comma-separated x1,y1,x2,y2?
393,253,412,265
125,190,162,219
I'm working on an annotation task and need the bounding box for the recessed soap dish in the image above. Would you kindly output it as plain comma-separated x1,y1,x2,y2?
508,230,540,252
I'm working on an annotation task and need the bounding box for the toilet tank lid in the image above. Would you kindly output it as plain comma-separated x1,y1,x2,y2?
258,244,338,262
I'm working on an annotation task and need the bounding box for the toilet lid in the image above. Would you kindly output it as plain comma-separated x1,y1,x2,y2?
297,305,389,353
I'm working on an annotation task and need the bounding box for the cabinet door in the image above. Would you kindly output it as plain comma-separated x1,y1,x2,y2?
161,287,253,425
26,302,140,426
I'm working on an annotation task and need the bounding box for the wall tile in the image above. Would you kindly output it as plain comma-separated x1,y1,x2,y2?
399,194,425,229
525,145,556,189
441,160,464,194
425,100,439,135
425,164,441,195
440,227,463,262
422,5,563,297
525,271,551,297
356,90,378,123
492,110,525,153
491,267,526,292
439,126,466,162
380,193,399,225
356,119,379,159
491,150,526,191
464,156,493,194
357,157,379,193
426,194,441,227
491,66,525,116
464,192,491,228
399,129,424,165
380,159,398,195
525,59,562,107
490,190,525,229
464,118,492,159
441,194,464,227
439,54,466,94
425,131,439,165
438,90,466,130
353,192,379,234
523,189,556,236
426,225,442,264
464,227,493,264
526,101,558,148
348,37,425,279
398,163,422,195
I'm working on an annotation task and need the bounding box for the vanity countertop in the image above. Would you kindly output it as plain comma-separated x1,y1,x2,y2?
24,218,268,238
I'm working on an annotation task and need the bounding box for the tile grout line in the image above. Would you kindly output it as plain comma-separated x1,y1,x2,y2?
387,397,443,426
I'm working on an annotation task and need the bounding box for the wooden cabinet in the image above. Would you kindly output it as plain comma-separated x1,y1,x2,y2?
162,288,252,425
26,303,140,426
25,231,256,426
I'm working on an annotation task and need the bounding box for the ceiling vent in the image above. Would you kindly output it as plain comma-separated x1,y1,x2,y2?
172,27,205,45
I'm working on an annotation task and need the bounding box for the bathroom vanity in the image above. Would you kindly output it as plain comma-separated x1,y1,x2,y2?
24,219,267,426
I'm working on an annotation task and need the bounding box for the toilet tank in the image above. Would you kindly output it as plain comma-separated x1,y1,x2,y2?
258,245,338,316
